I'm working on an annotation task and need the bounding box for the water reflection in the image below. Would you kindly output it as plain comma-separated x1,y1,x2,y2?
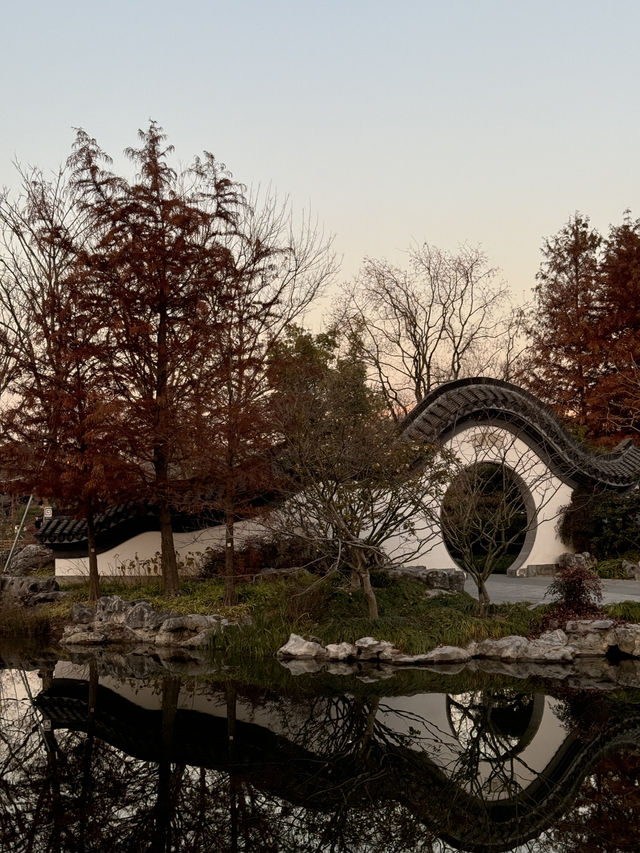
1,652,640,852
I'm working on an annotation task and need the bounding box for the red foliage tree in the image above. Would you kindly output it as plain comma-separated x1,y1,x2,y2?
68,124,335,599
522,213,603,431
0,167,138,600
523,211,640,442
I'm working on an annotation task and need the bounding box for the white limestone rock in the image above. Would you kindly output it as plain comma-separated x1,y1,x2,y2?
276,633,328,659
475,635,531,661
325,642,357,661
355,637,398,661
61,629,107,646
565,620,616,655
425,645,472,663
613,624,640,656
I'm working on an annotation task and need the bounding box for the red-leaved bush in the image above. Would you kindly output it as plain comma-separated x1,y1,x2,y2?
544,562,604,628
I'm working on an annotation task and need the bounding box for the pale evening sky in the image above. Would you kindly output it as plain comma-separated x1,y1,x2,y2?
2,0,639,315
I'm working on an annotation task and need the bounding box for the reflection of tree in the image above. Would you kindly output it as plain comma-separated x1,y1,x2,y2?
3,660,640,852
445,690,544,799
547,749,640,853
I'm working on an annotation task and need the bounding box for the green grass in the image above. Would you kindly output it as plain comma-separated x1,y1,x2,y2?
596,558,627,579
212,573,547,659
605,601,640,622
32,569,640,660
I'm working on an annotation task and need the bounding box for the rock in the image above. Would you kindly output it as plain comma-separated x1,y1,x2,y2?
70,603,96,624
556,552,597,571
183,614,220,632
507,563,555,577
61,630,107,646
96,596,133,624
276,634,328,659
565,620,616,656
525,640,575,662
613,624,640,656
0,575,60,606
622,559,640,580
30,591,66,605
100,623,142,645
355,637,398,661
124,601,167,630
388,653,435,665
475,635,531,661
6,544,54,575
180,628,219,649
325,642,357,661
388,566,466,591
425,645,471,663
506,564,530,577
537,629,569,646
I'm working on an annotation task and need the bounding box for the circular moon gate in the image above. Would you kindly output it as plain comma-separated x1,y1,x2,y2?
441,461,529,575
399,378,640,576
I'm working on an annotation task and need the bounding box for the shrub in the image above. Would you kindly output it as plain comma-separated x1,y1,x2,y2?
544,561,603,627
559,486,640,558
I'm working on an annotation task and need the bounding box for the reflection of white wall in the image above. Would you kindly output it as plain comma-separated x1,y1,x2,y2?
55,519,268,578
379,693,567,799
49,666,570,803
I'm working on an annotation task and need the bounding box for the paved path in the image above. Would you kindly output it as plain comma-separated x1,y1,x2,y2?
464,575,640,606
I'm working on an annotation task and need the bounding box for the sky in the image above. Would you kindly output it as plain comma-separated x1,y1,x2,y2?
2,0,639,316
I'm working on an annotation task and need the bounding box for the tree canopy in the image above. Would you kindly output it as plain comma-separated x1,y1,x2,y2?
523,211,640,442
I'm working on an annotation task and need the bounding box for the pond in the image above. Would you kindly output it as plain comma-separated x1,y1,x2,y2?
1,642,640,852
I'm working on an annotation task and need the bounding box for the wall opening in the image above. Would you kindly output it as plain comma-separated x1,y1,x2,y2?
440,462,529,575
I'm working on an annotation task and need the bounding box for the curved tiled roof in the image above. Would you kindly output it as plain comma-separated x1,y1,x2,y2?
39,377,640,552
401,377,640,490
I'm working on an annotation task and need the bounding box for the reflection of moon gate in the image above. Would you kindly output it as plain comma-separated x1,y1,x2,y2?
399,378,640,573
42,377,640,577
34,674,640,853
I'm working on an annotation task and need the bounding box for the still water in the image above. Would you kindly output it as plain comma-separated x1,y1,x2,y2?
1,644,639,852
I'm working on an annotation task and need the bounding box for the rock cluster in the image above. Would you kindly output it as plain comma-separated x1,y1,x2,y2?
387,565,465,591
5,544,55,576
277,619,640,671
0,574,65,606
61,595,246,649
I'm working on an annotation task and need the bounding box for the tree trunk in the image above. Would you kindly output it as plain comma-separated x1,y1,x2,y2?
224,512,237,606
159,502,179,596
357,554,379,621
86,512,100,604
477,577,490,618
